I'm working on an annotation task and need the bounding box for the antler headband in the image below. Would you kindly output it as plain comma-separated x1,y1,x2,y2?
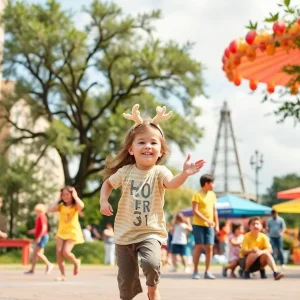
123,104,173,126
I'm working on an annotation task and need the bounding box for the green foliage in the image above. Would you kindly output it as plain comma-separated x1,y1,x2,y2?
0,0,205,199
0,240,105,264
0,155,58,237
164,186,195,220
262,173,300,227
283,234,294,250
44,240,105,264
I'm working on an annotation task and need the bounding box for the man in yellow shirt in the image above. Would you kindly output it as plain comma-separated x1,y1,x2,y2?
192,174,219,279
239,217,283,280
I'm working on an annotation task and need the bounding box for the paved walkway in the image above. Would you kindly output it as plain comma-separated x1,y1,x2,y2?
0,265,299,299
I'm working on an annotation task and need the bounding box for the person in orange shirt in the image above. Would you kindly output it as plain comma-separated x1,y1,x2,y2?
218,222,229,255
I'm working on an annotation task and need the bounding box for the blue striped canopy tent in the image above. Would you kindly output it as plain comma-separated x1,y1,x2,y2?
180,194,272,219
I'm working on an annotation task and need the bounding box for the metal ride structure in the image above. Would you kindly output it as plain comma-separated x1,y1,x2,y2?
211,101,246,197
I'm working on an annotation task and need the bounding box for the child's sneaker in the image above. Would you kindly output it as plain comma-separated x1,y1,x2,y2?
243,271,250,279
204,272,216,279
273,272,284,280
184,267,191,273
192,272,200,279
170,267,177,272
238,269,244,278
260,269,267,279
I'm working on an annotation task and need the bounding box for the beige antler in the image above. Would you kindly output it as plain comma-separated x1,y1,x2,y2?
123,104,143,126
151,106,173,125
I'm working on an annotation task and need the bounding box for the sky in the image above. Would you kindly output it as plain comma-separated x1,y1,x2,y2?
31,0,300,196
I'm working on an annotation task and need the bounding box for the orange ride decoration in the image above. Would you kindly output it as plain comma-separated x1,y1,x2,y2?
222,18,300,94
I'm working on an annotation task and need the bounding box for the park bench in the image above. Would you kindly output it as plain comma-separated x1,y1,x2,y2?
0,239,32,265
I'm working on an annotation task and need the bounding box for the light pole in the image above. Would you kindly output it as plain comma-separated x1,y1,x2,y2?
250,150,264,202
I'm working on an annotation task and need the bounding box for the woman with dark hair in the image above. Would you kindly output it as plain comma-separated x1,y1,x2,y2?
49,186,84,281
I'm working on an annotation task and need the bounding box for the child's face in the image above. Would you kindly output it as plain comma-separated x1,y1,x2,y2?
61,188,73,205
204,181,214,191
234,226,242,235
128,126,162,170
250,220,262,232
35,209,42,216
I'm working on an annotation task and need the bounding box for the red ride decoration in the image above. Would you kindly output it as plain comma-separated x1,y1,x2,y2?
229,40,238,54
245,30,257,45
273,20,286,35
224,48,231,58
267,82,275,94
249,79,258,91
234,75,242,86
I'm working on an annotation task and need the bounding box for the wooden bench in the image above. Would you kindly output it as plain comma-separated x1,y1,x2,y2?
0,239,32,265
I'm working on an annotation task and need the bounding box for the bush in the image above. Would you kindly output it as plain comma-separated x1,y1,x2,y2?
283,235,294,251
0,240,105,264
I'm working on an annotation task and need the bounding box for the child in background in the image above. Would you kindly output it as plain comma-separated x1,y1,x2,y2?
171,213,192,273
25,204,53,275
100,104,205,300
49,186,84,281
222,223,243,278
185,231,195,267
219,222,229,256
239,217,283,280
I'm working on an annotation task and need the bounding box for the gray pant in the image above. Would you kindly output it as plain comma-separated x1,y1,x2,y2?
116,239,161,300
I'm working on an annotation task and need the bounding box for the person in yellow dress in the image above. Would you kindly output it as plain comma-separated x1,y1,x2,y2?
49,186,84,281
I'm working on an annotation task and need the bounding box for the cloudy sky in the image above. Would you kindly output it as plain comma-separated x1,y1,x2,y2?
33,0,300,196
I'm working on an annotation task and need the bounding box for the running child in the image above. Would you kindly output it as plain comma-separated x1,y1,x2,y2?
49,186,84,281
100,104,205,300
25,203,53,275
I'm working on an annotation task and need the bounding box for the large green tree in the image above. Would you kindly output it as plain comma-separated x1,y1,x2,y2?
0,0,205,197
0,155,57,237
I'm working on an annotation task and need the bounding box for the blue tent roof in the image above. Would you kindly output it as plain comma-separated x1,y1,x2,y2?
180,194,272,218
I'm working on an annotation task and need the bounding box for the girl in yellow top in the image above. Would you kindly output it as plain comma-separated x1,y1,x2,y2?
49,186,84,281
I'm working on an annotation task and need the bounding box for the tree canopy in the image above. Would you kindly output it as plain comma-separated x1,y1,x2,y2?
0,0,205,197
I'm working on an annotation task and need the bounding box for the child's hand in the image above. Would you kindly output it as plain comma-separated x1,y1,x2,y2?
183,154,205,176
208,221,215,227
100,202,114,216
71,188,78,198
36,237,41,244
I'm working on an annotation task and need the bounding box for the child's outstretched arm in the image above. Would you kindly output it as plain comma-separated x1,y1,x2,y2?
99,180,114,216
164,154,205,189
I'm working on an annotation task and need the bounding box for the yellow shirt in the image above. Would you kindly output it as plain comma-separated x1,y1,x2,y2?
109,164,173,245
240,232,271,258
192,190,216,227
56,204,84,244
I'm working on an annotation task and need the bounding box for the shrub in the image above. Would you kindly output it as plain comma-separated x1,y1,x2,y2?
0,240,105,264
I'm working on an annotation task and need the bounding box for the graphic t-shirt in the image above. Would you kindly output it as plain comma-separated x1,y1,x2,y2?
56,204,84,244
109,164,172,245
